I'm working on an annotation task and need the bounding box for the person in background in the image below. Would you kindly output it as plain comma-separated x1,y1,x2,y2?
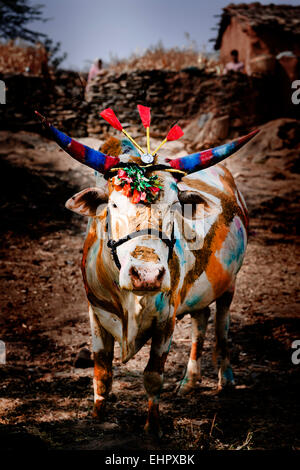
87,58,103,83
224,49,245,73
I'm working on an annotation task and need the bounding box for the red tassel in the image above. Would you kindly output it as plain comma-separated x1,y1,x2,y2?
166,124,184,141
137,105,151,128
100,108,123,131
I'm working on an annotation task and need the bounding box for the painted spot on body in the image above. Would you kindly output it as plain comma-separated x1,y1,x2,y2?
223,219,245,271
155,293,166,312
205,219,231,298
190,342,197,361
235,220,245,268
225,315,230,332
223,365,234,383
186,295,202,308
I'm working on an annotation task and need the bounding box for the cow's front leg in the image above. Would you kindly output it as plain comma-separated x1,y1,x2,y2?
89,305,114,420
143,321,173,438
177,306,210,395
215,288,235,391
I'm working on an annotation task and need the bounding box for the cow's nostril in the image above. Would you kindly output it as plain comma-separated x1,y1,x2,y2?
157,267,165,281
129,265,165,290
130,267,140,280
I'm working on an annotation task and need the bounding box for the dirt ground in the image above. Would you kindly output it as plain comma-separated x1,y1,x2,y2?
0,129,299,451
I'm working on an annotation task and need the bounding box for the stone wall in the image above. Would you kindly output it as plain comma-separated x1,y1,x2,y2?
0,70,88,136
1,67,298,142
85,68,295,138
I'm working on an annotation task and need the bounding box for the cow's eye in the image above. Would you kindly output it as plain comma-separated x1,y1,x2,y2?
112,203,117,209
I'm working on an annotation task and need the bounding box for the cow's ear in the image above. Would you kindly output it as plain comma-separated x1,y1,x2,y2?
65,187,108,217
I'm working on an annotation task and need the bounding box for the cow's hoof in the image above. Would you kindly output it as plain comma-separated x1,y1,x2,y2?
144,422,163,439
175,376,198,395
216,381,235,395
92,399,106,420
176,383,193,395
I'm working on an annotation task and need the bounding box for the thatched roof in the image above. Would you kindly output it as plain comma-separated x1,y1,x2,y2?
214,2,300,50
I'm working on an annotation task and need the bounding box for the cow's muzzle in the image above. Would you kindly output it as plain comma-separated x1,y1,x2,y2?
129,265,166,291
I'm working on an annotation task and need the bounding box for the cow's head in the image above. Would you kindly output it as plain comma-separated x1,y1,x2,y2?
64,155,182,294
35,110,258,295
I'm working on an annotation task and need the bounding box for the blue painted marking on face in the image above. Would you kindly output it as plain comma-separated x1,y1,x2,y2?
174,225,186,265
175,238,184,259
186,295,202,308
223,366,234,383
155,293,166,312
121,138,140,157
170,182,178,192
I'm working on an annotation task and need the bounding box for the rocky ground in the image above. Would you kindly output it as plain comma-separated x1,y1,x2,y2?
0,125,299,450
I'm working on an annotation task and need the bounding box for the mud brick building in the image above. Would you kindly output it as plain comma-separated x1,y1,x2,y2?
214,2,300,79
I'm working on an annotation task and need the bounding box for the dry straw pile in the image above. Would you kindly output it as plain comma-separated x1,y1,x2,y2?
109,45,221,74
0,40,48,75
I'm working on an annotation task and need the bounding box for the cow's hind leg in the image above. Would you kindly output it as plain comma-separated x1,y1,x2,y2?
215,288,235,391
143,319,173,438
177,307,210,395
89,305,114,420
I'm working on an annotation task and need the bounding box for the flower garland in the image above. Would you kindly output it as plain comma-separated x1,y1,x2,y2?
112,166,162,204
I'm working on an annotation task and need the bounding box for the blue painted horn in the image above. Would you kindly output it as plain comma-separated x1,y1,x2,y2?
166,130,259,174
35,111,120,173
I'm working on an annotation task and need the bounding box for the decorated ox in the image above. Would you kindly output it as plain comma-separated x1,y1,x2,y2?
36,107,258,437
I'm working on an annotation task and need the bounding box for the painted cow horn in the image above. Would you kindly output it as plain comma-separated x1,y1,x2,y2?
166,129,259,174
35,111,120,173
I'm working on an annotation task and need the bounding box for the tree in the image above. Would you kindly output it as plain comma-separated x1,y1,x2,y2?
0,0,67,67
